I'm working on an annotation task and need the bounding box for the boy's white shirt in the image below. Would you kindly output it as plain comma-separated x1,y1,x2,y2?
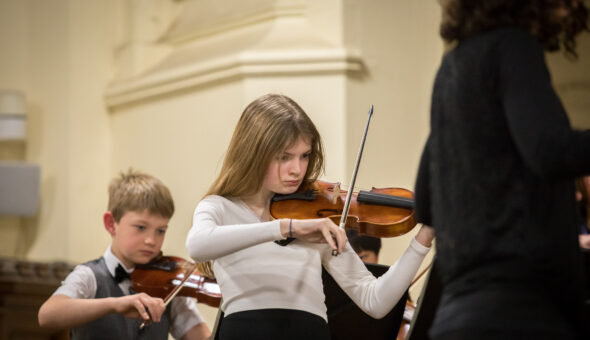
53,246,205,339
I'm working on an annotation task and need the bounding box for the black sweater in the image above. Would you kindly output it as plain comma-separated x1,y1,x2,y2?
415,28,590,335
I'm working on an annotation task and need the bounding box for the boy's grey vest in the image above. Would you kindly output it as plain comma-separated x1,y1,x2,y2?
69,257,171,340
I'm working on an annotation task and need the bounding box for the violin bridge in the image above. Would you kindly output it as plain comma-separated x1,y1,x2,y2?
332,182,341,205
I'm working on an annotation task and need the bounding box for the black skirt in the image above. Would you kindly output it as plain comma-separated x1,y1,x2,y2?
219,309,330,340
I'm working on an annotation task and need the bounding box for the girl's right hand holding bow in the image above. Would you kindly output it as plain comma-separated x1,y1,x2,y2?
280,218,347,254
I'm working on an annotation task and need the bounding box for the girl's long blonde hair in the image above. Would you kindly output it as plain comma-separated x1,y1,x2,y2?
197,94,325,278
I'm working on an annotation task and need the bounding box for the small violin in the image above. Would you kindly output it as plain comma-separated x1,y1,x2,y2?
131,254,221,308
270,180,416,238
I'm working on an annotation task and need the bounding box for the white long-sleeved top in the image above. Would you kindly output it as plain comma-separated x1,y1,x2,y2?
186,195,430,321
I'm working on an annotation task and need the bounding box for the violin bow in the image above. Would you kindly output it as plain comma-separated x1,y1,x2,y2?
333,105,374,256
139,262,198,330
410,259,432,286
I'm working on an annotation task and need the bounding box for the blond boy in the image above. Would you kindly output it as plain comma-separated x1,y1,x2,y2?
38,170,211,340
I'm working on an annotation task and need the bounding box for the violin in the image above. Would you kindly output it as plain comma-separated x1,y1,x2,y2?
131,254,221,308
270,180,416,238
396,299,416,340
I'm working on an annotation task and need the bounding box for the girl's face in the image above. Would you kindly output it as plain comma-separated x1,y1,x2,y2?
262,136,312,196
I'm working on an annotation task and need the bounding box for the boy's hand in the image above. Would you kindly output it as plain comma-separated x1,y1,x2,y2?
114,293,166,322
39,293,166,330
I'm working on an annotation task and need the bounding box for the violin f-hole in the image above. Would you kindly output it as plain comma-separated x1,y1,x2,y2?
317,208,341,217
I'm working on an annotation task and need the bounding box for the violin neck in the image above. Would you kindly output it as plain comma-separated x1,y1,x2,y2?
357,191,415,209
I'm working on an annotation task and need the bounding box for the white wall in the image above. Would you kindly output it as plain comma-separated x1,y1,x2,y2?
0,0,112,260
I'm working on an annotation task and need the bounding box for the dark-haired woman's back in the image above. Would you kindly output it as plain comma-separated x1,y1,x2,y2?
419,27,588,339
415,1,590,339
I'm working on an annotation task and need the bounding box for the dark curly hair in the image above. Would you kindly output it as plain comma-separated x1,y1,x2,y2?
439,0,589,58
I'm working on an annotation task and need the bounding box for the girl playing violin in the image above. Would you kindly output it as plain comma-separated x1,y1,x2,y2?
186,93,434,340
